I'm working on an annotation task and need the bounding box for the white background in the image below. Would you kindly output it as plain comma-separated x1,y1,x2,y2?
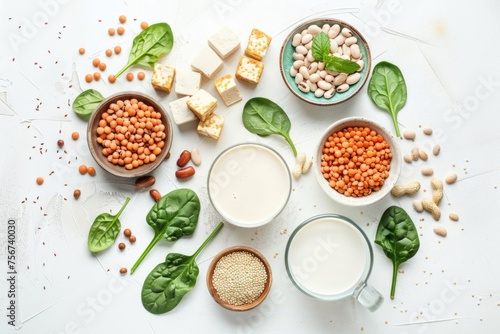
1,0,500,333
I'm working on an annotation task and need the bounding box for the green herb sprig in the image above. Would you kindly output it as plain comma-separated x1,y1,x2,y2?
311,32,360,74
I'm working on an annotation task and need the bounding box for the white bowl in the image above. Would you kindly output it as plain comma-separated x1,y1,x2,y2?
314,117,401,206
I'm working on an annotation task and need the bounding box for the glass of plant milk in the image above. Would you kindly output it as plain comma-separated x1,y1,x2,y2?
285,214,383,311
207,143,292,228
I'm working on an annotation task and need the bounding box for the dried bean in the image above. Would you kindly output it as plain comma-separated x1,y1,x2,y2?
413,199,424,213
449,213,459,221
149,189,161,202
135,175,156,189
445,173,457,184
403,130,416,141
190,148,201,166
433,226,447,237
421,167,434,176
432,144,441,156
423,127,433,135
176,166,195,179
176,150,191,167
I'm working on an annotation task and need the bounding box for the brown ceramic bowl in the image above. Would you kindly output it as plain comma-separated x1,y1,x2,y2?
87,91,173,178
206,246,272,311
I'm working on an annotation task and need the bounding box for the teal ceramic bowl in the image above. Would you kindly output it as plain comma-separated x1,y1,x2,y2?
279,18,371,106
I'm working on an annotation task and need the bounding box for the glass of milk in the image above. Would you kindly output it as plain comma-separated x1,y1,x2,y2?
285,214,383,311
207,143,292,228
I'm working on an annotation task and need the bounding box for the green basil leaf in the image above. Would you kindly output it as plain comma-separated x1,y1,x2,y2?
242,97,297,156
72,89,104,117
88,197,130,253
367,61,407,137
115,22,174,78
141,222,224,314
375,206,419,299
324,55,360,74
311,31,330,62
130,188,200,274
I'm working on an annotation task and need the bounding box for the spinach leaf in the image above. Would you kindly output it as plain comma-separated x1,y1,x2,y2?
72,89,104,117
367,61,407,137
115,22,174,78
310,32,360,74
242,97,297,156
130,188,200,274
375,206,419,299
142,222,224,314
88,197,130,253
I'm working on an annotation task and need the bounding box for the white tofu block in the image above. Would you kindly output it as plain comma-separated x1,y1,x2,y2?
175,69,201,96
186,89,217,121
244,28,272,61
197,113,224,140
191,46,223,79
151,63,175,93
214,74,242,106
208,27,241,59
169,96,197,125
235,55,264,85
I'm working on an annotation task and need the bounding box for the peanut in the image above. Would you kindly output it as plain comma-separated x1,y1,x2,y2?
423,127,433,135
433,225,447,237
419,150,428,161
293,151,307,179
301,156,313,174
432,144,440,156
190,148,202,166
135,175,156,190
403,154,413,163
422,197,441,221
176,150,191,167
411,147,419,161
176,166,195,179
445,173,457,184
413,199,423,213
449,213,459,221
403,130,416,141
149,189,161,202
421,167,434,176
431,177,443,205
391,181,421,197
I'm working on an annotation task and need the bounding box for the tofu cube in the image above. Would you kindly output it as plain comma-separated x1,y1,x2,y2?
151,63,175,93
169,96,197,125
175,69,202,96
191,46,223,79
197,113,224,140
186,89,217,121
208,27,241,59
214,74,242,106
235,55,264,85
244,28,272,61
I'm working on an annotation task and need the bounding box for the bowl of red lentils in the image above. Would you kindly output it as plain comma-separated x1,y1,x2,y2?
87,91,173,178
315,117,402,206
206,246,272,311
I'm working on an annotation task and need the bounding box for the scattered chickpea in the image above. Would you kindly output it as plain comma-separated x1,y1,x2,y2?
108,75,116,83
114,46,121,54
98,62,107,71
129,235,136,243
78,165,88,175
85,74,93,83
126,72,134,81
71,132,79,140
137,72,145,80
87,166,96,176
108,28,115,36
119,267,127,275
78,48,86,55
117,27,125,35
118,15,127,23
36,177,44,185
118,242,126,250
73,189,81,199
92,58,100,67
105,49,113,57
57,139,64,147
123,229,132,237
140,21,149,30
93,72,101,81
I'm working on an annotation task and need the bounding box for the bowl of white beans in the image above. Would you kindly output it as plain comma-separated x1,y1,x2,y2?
279,18,371,106
87,91,173,178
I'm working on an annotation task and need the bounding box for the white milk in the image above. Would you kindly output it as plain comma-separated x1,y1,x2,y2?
208,144,291,227
287,217,368,296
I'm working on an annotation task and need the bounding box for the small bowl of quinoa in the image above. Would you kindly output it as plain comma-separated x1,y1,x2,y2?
314,117,402,206
87,91,173,178
206,246,272,311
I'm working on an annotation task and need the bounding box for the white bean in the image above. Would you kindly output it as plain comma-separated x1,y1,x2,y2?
293,52,305,61
421,167,434,176
344,36,358,46
346,73,361,85
289,67,298,77
404,154,413,163
306,51,315,62
328,24,341,39
301,33,313,45
413,199,423,212
299,66,309,80
322,24,330,33
319,70,327,79
342,44,351,57
298,82,310,93
314,88,325,98
292,33,302,47
350,44,360,59
304,40,313,50
324,88,335,99
190,148,202,166
307,80,318,92
333,73,347,86
433,226,447,237
308,73,320,83
318,62,325,71
293,60,304,70
356,59,364,72
336,83,350,92
341,27,353,37
296,45,308,55
325,74,334,83
403,130,416,140
341,54,350,60
294,73,304,84
330,40,338,53
318,80,332,91
307,24,322,35
307,62,318,74
334,34,346,46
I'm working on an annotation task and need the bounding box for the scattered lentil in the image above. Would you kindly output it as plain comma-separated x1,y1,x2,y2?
137,72,146,80
71,132,79,140
117,27,125,35
140,21,148,29
87,166,96,176
114,46,122,54
92,58,100,67
126,72,134,81
85,74,93,83
36,177,44,185
108,28,115,36
98,62,107,71
105,49,113,57
108,75,116,83
78,48,86,55
93,72,101,81
78,165,88,175
212,251,267,306
118,15,127,23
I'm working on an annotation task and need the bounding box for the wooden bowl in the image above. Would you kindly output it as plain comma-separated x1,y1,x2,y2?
87,91,173,178
206,246,272,311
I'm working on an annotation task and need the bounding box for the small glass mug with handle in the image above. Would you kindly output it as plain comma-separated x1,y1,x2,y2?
285,214,383,312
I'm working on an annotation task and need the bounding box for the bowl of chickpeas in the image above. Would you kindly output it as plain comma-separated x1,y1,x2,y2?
315,117,402,206
279,18,371,106
87,91,173,178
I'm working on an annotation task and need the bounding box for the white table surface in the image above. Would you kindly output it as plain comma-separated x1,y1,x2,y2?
1,0,500,333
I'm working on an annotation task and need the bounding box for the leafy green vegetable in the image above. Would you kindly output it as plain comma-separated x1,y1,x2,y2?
375,206,420,299
242,97,297,156
72,89,104,116
115,22,174,78
367,61,408,137
311,32,360,74
142,221,224,314
130,189,200,274
88,197,130,253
